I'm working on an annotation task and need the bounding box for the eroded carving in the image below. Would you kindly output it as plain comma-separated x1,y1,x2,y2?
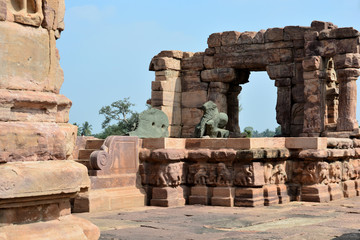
216,163,232,186
264,162,287,184
329,162,341,183
153,162,184,187
10,0,43,26
194,164,207,185
342,161,356,181
234,164,253,186
293,162,329,185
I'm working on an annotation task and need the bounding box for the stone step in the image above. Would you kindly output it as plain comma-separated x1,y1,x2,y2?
75,159,91,169
85,139,105,150
78,149,97,160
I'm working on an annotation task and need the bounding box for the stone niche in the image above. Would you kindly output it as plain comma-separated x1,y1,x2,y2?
149,21,360,138
0,0,99,239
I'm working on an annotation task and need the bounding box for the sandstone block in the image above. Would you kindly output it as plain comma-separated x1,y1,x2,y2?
285,137,327,149
302,56,322,71
182,80,208,92
0,122,76,162
209,82,229,93
204,55,215,69
181,107,203,126
181,125,196,138
263,185,279,206
334,53,360,69
284,26,311,40
277,184,290,204
234,187,264,207
303,70,321,80
271,48,293,63
301,185,330,202
0,215,100,240
207,32,222,47
221,31,241,46
304,31,319,42
152,78,181,92
155,70,181,78
182,70,201,81
336,68,360,79
275,78,291,87
311,21,337,32
187,149,212,161
293,62,304,85
0,90,71,123
183,52,195,58
0,0,6,21
0,22,61,92
321,27,359,39
154,105,181,125
291,103,304,125
207,91,227,113
169,125,181,138
151,90,181,106
141,138,186,149
304,78,320,96
205,47,216,56
151,57,181,71
342,180,357,198
264,28,284,42
265,41,294,50
181,54,204,71
150,149,187,161
156,50,183,59
252,29,266,44
201,68,236,82
328,183,343,201
237,31,257,44
181,91,207,108
267,64,294,79
0,161,89,199
335,38,360,54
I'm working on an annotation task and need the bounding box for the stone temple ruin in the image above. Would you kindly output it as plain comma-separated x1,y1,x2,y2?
0,1,360,237
149,21,360,138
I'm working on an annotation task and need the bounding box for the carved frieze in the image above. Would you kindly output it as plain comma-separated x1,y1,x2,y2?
293,161,330,185
329,162,342,183
234,164,254,186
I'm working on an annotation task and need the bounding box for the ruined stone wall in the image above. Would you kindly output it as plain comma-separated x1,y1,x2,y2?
149,21,360,138
0,0,76,162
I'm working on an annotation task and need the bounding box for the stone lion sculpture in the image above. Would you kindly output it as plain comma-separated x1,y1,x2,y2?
194,101,229,138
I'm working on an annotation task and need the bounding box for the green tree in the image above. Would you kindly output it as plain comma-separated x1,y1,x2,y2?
80,121,93,136
243,126,253,138
96,97,139,139
275,126,282,136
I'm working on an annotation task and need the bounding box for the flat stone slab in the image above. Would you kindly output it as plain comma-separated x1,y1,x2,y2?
77,197,360,240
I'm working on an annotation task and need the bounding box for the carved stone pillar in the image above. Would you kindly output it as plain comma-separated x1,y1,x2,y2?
336,68,360,131
226,84,242,137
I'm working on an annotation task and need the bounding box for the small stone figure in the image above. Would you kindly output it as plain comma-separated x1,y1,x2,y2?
216,163,232,186
194,101,229,138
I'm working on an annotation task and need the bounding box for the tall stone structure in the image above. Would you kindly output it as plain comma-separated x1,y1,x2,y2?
149,21,360,138
0,1,99,239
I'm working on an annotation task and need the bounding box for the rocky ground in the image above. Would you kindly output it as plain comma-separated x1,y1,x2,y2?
76,197,360,240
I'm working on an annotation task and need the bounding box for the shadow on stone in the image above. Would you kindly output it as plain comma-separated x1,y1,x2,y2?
332,233,360,240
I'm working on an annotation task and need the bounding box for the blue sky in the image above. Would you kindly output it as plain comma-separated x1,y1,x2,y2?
58,0,360,134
